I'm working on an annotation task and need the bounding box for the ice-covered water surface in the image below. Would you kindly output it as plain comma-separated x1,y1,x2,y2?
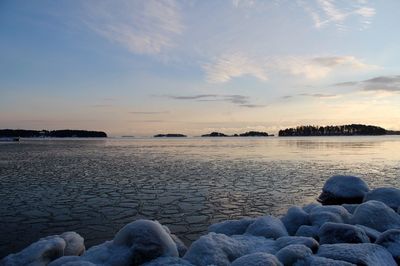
0,136,399,258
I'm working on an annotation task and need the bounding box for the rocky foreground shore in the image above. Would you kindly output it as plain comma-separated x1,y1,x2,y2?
2,175,400,266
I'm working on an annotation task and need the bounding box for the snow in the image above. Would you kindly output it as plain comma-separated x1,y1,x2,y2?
231,252,282,266
60,232,85,256
275,244,312,265
350,200,400,232
280,206,310,235
363,187,400,210
318,243,397,265
275,236,319,252
318,222,370,245
318,175,369,205
245,215,288,239
375,229,400,263
295,225,319,239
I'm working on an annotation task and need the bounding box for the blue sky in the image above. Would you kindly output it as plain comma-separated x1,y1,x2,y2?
1,0,400,136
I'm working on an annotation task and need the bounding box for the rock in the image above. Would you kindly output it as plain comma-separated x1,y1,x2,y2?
318,243,397,265
317,175,369,205
275,244,312,265
375,229,400,263
170,234,188,257
183,233,246,266
142,257,194,266
302,203,321,213
275,236,319,253
342,204,359,214
295,225,319,240
48,256,95,266
245,216,289,239
60,232,85,256
208,217,255,236
1,236,66,266
231,235,276,254
281,206,310,235
350,200,400,232
318,222,370,245
354,224,381,242
293,256,356,266
363,187,400,210
231,253,282,266
309,211,343,227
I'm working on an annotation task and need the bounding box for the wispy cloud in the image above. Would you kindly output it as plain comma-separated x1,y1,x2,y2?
204,53,376,82
129,111,170,114
334,75,400,92
83,0,183,55
164,94,265,108
298,0,375,30
282,93,338,100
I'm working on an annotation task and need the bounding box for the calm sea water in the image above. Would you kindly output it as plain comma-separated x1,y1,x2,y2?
1,136,400,258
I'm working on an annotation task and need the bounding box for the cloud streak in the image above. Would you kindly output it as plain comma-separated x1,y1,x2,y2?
83,0,183,55
334,75,400,92
165,94,265,108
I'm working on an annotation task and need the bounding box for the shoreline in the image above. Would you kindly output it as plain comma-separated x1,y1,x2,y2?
2,175,400,265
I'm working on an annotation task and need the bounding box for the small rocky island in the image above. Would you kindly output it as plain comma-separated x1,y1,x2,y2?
2,175,400,265
0,129,107,138
154,134,187,138
279,124,388,136
202,131,271,137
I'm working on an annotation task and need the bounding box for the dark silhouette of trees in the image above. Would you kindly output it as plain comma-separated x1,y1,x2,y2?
0,129,107,138
278,124,387,136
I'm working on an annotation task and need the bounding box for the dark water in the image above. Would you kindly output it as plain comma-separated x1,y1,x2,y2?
1,136,400,258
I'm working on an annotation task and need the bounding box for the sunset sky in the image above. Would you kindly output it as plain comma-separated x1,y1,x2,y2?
1,0,400,136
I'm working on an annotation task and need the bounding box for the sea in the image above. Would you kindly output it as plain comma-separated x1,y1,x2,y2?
1,136,400,258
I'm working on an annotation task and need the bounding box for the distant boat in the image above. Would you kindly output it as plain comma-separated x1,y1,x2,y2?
0,137,20,142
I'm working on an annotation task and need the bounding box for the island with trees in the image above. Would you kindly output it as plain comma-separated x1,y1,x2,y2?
201,131,271,137
0,129,107,138
153,134,187,138
278,124,387,136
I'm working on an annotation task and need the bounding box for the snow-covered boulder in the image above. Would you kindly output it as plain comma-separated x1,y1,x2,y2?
350,200,400,232
317,243,397,265
375,229,400,263
318,222,370,245
60,232,85,256
302,203,321,213
231,253,282,266
293,255,356,266
281,206,310,235
309,205,351,226
141,257,194,266
231,235,276,254
1,236,66,266
245,216,288,239
363,187,400,210
275,244,312,265
48,256,95,266
341,204,359,214
275,236,319,252
354,224,380,242
295,225,319,240
208,217,255,236
317,175,369,205
183,233,247,266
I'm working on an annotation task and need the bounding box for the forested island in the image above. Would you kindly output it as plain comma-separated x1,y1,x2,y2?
0,129,107,138
153,134,187,138
202,131,271,137
278,124,387,136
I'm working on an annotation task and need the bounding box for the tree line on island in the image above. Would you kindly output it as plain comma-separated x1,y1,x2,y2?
0,129,107,138
278,124,390,136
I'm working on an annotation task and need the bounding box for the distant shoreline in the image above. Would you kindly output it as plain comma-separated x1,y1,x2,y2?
0,129,107,138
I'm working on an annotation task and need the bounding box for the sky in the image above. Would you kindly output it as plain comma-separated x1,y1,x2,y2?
1,0,400,136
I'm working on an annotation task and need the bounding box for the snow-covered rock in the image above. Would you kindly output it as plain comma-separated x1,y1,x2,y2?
363,187,400,210
318,222,370,245
1,236,66,266
350,200,400,232
318,243,397,266
309,205,351,226
60,232,85,256
245,216,288,239
317,175,369,205
141,257,194,266
275,236,319,252
231,253,282,266
281,206,310,235
208,217,255,236
293,255,356,266
302,203,321,213
183,233,246,266
341,204,359,214
231,235,276,254
354,224,380,242
295,225,319,240
375,229,400,263
275,244,312,265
